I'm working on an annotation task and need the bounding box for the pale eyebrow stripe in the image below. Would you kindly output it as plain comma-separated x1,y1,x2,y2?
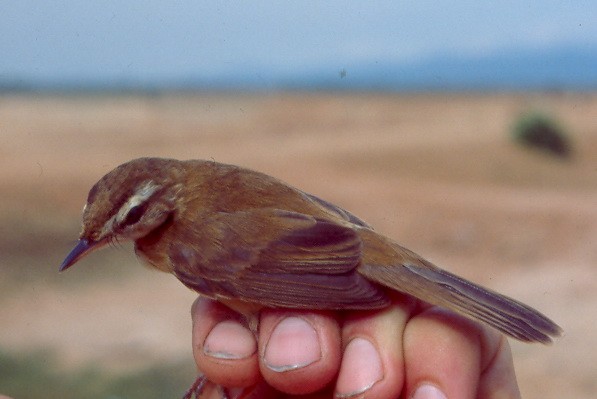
116,181,159,221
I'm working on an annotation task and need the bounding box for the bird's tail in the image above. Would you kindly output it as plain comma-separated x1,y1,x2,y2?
358,237,562,344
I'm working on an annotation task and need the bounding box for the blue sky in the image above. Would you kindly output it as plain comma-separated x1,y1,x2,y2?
1,1,596,88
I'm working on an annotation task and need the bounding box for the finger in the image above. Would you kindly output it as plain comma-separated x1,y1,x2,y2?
258,309,342,395
335,293,415,399
197,380,221,399
477,334,521,399
195,380,280,399
191,297,260,388
403,306,520,399
404,306,481,398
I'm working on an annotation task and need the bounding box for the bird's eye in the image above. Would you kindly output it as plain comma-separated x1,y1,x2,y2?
123,204,145,226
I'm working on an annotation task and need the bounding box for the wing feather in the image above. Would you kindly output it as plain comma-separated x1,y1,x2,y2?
168,208,389,309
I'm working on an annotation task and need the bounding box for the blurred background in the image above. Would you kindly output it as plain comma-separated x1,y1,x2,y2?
1,2,596,398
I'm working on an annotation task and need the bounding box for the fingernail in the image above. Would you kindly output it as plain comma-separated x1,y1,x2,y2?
203,320,256,359
264,316,321,372
412,384,447,399
335,338,383,398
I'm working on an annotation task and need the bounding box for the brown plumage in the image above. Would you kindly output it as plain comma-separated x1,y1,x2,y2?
61,157,562,344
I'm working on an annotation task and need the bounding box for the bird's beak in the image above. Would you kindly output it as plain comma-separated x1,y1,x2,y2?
59,238,105,272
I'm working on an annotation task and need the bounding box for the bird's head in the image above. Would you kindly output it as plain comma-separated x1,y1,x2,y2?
60,157,185,271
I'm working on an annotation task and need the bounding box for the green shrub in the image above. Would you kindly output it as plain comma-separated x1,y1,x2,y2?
512,112,572,158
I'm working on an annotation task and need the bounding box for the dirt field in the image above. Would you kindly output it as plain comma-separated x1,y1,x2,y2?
0,92,595,398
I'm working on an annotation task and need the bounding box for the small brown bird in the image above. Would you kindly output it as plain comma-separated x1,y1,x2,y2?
61,157,561,395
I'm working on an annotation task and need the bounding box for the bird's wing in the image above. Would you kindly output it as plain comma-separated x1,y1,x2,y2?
303,192,373,228
168,208,389,309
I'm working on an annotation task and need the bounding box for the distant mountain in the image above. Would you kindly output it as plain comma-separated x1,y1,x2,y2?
1,45,595,92
275,44,597,91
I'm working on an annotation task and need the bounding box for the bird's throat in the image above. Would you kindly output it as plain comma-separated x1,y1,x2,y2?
134,212,176,273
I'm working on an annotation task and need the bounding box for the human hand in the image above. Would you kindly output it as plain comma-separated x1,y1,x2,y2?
190,294,521,399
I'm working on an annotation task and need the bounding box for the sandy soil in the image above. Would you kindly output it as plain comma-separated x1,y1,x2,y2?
0,92,595,398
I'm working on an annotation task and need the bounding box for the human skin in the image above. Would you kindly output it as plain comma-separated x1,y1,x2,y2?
191,294,521,399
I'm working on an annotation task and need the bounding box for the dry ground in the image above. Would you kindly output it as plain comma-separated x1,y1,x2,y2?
0,92,595,397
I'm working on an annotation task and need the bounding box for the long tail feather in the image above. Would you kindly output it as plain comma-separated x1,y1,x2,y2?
359,250,562,344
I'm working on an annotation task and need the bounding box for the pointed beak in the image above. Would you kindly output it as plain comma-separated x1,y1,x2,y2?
59,238,104,272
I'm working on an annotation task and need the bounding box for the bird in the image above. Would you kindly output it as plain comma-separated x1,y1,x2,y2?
60,157,561,397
